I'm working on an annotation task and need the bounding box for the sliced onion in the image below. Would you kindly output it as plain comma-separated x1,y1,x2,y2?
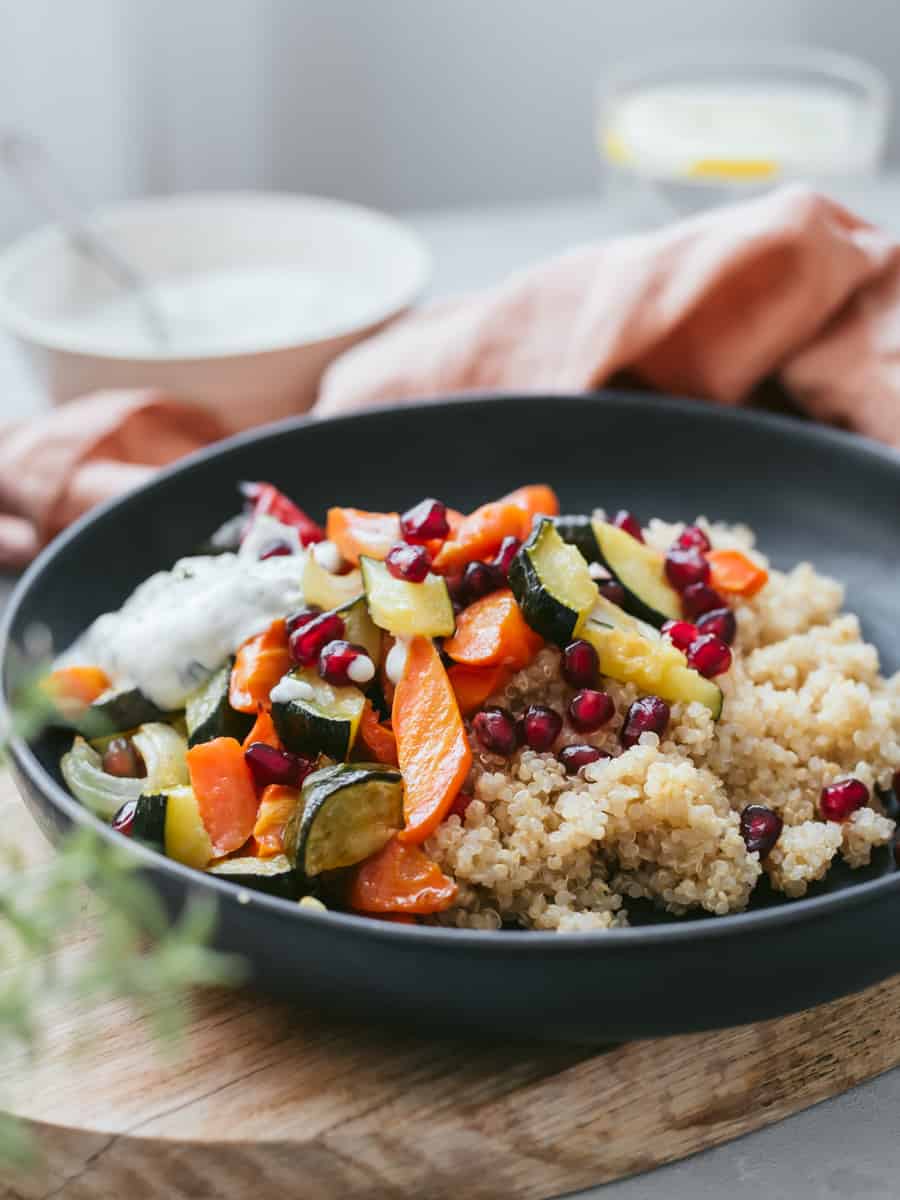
62,722,189,820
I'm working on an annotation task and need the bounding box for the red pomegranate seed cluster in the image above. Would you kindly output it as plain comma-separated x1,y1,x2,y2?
568,689,615,732
682,581,726,619
661,619,698,653
318,640,375,687
492,536,522,577
562,639,599,688
289,611,345,665
560,744,611,774
621,696,670,749
386,543,432,582
664,546,710,592
472,706,520,756
597,580,627,607
111,798,137,837
686,633,732,677
675,525,711,553
245,742,312,790
520,704,563,751
463,559,504,602
400,497,450,543
286,606,322,636
613,509,643,542
739,805,783,856
696,607,737,645
820,778,869,822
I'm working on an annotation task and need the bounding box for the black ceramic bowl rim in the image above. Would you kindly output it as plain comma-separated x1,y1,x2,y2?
4,391,899,952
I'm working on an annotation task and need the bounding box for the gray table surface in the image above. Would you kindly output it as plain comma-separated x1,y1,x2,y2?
4,181,900,1199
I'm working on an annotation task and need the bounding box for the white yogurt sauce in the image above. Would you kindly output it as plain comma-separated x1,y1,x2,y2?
346,654,376,685
385,637,411,685
604,82,869,179
269,675,315,705
60,551,305,709
60,266,380,357
311,539,344,574
239,514,302,560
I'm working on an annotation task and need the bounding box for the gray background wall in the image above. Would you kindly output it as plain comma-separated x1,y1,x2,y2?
1,0,899,238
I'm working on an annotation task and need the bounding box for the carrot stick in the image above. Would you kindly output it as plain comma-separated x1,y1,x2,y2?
447,663,511,716
187,737,260,855
392,636,472,843
707,549,769,597
44,665,111,717
325,508,401,565
432,484,559,572
356,700,399,766
229,619,291,714
252,784,301,857
242,708,283,751
443,589,543,669
348,835,458,914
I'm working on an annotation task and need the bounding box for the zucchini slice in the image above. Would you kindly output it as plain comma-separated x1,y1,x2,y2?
75,687,174,738
592,519,681,626
577,604,723,718
334,594,382,663
551,515,601,563
284,763,403,878
360,556,455,638
133,786,215,867
303,556,364,610
185,660,254,747
207,854,300,900
271,667,366,760
508,519,598,645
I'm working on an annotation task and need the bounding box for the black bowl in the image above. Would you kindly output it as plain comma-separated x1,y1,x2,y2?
4,392,900,1043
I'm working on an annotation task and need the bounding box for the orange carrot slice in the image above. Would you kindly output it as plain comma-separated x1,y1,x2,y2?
447,663,511,716
356,700,399,766
187,737,260,855
326,508,401,565
241,707,283,751
252,784,301,857
348,835,458,914
44,665,111,716
392,636,472,843
707,549,769,597
229,619,291,714
432,484,559,572
444,589,543,669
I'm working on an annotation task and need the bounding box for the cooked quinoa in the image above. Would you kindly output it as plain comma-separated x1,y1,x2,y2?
427,519,900,931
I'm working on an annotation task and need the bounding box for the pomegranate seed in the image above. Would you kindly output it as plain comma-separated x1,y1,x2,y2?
682,581,726,618
675,525,711,553
597,580,627,607
102,737,146,779
568,689,615,732
463,560,503,602
820,778,869,822
111,798,137,836
665,547,711,592
449,790,473,821
697,607,737,645
562,639,599,688
259,539,294,560
521,704,563,751
245,742,312,790
613,510,644,542
661,619,699,653
290,611,345,665
400,498,450,543
740,805,783,856
285,606,322,636
472,706,519,756
686,634,732,678
491,536,522,578
385,543,432,583
621,696,670,749
318,640,375,686
559,744,611,774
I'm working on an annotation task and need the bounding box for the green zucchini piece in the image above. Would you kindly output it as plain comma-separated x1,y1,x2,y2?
284,763,403,878
185,660,254,747
132,792,168,851
334,594,382,663
271,667,366,760
577,606,723,719
551,515,601,563
360,556,455,638
592,519,681,626
208,854,300,899
75,687,174,738
508,519,598,645
303,557,364,610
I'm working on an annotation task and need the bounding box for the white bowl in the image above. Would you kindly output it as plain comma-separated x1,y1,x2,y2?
0,192,431,431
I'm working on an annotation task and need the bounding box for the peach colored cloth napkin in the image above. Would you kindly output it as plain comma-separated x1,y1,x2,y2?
3,185,900,568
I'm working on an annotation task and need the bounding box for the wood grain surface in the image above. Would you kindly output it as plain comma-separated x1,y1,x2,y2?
3,775,900,1200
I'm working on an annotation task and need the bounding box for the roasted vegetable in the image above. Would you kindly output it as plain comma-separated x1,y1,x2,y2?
73,686,173,738
348,836,458,914
229,619,291,714
432,484,559,573
186,736,260,854
592,519,681,625
207,853,300,899
302,556,364,610
508,519,597,645
707,548,769,597
325,508,401,565
185,660,254,746
62,722,188,819
283,763,404,878
333,594,382,663
443,589,543,669
360,556,455,638
271,667,366,761
551,514,601,563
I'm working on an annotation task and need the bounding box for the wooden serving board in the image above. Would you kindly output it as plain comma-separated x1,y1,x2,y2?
4,775,900,1200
